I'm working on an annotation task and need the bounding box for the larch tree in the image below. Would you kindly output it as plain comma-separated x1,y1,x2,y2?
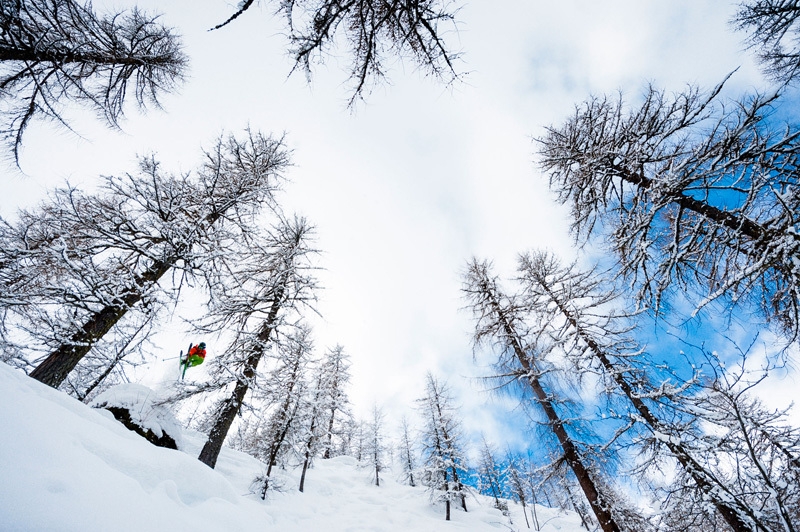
210,0,462,106
0,170,158,374
733,0,800,85
296,360,329,492
515,249,792,532
249,325,315,498
476,436,507,514
397,415,418,487
417,372,469,521
365,404,386,487
0,0,186,163
667,351,800,532
318,344,352,460
504,453,534,530
537,81,800,341
351,417,367,462
463,258,622,532
13,130,289,391
193,216,318,469
0,178,163,394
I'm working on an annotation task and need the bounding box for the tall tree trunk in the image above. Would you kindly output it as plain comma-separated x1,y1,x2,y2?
322,405,337,459
30,205,226,389
29,257,173,388
433,393,467,513
405,449,416,486
260,401,300,499
522,499,531,529
298,451,311,493
198,291,283,468
451,465,467,512
486,293,620,532
299,373,323,492
298,413,318,493
0,45,174,66
444,469,451,521
538,277,765,532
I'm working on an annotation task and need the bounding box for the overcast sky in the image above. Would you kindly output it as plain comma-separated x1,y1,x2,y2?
6,1,797,446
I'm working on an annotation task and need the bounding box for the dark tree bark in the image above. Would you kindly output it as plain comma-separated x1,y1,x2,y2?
464,261,620,532
298,372,324,492
24,131,287,389
520,254,760,532
195,216,315,470
29,258,173,387
198,293,283,469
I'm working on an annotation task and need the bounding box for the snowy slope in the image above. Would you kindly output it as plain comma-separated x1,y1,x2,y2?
0,362,584,532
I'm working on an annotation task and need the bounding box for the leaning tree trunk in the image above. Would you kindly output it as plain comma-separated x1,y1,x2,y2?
0,46,175,67
30,204,227,389
260,391,302,498
198,291,283,469
29,257,173,387
488,294,620,532
538,277,774,532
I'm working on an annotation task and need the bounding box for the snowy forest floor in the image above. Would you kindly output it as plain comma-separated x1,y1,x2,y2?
0,362,585,532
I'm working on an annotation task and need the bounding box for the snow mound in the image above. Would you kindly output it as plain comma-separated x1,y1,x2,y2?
90,383,183,449
0,363,272,532
0,362,585,531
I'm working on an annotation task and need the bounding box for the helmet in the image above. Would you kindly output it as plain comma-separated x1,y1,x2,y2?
198,342,206,349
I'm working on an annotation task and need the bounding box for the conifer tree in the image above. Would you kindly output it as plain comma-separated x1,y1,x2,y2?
504,453,534,530
2,130,289,390
318,345,352,459
463,259,622,532
476,436,506,514
537,82,800,340
250,325,314,498
515,249,789,532
365,404,386,487
297,363,327,492
0,0,186,162
195,217,317,469
397,416,418,487
417,373,469,521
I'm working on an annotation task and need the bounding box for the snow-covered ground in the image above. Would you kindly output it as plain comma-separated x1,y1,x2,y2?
0,362,585,531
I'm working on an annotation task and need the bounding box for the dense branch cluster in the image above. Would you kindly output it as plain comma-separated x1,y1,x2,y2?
214,0,462,106
0,130,288,395
537,82,800,338
734,0,800,84
2,0,800,529
464,252,800,531
0,0,186,161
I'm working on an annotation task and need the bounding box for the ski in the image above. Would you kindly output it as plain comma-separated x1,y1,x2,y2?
180,342,192,380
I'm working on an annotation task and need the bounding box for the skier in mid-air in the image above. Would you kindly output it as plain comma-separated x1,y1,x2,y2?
180,342,206,379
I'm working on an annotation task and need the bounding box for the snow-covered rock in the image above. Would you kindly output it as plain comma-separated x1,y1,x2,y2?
90,383,183,449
